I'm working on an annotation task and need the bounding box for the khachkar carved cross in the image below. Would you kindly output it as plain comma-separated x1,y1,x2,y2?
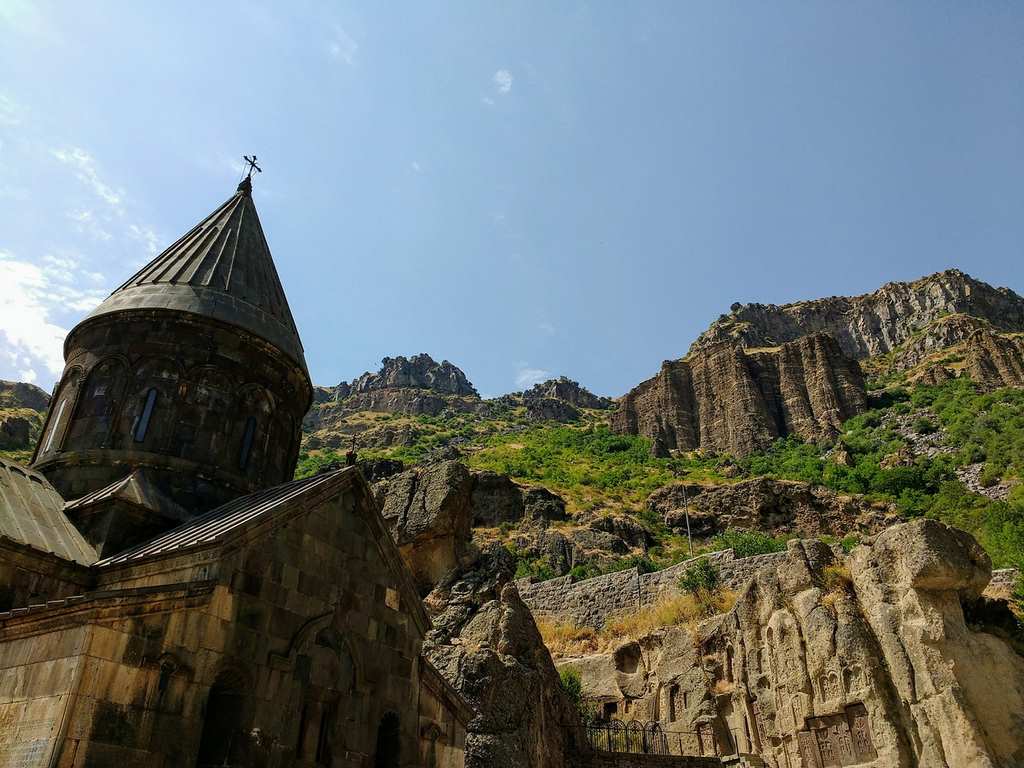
243,154,262,179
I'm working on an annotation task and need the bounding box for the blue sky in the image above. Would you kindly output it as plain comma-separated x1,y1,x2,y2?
1,2,1021,397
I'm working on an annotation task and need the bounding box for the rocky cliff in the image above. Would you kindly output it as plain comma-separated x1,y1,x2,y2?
611,334,867,457
647,478,897,539
966,328,1024,390
559,521,1024,767
693,269,1024,360
0,379,49,453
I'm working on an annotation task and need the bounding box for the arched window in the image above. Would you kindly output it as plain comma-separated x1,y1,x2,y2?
66,359,126,450
239,416,257,470
42,398,68,453
374,712,401,768
133,388,158,442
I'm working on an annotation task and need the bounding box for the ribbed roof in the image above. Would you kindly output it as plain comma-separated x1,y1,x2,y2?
81,179,307,374
96,468,351,567
0,458,97,566
64,469,190,524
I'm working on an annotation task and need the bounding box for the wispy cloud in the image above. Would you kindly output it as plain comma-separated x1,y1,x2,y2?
493,69,513,94
0,93,24,126
515,365,550,389
68,209,112,242
480,96,496,107
538,321,556,336
0,250,109,380
328,24,358,64
50,146,124,213
128,224,160,257
411,160,423,174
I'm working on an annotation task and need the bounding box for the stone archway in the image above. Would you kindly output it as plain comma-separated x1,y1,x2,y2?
373,712,401,768
196,669,248,767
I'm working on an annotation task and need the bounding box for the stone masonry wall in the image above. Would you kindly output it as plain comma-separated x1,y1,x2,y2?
518,549,788,629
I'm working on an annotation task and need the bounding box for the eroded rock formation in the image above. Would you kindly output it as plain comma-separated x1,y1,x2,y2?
693,269,1024,359
423,546,586,768
965,328,1024,390
559,521,1024,767
647,478,897,539
611,334,867,457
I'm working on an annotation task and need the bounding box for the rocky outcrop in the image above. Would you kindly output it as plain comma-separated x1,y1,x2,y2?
558,521,1024,767
349,354,478,397
612,334,867,457
0,379,50,411
471,472,568,527
423,546,586,768
647,478,897,539
374,460,476,593
692,269,1024,359
965,328,1024,390
522,378,613,411
0,415,33,450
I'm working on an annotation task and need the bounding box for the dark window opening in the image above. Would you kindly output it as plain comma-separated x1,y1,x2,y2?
669,684,679,722
239,416,257,470
134,388,158,442
196,678,246,768
316,699,338,765
374,712,401,768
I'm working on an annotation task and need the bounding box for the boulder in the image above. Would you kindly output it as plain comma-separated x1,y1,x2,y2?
647,477,896,539
423,546,586,768
374,460,474,593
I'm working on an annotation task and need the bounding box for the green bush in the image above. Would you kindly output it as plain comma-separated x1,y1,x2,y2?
709,529,788,558
678,559,719,594
559,667,594,724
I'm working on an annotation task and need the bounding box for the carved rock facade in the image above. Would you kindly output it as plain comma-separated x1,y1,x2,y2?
559,521,1024,767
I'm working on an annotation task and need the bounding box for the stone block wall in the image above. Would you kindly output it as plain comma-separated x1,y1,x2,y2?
519,549,789,629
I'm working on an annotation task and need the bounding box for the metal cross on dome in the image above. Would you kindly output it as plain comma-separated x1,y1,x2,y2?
242,154,262,179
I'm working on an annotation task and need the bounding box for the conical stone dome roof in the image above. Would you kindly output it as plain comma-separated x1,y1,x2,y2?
81,179,307,374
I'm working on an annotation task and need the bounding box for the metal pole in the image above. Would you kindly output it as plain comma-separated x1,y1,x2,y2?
682,483,693,557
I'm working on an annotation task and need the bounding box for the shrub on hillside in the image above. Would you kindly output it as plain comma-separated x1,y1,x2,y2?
710,529,788,558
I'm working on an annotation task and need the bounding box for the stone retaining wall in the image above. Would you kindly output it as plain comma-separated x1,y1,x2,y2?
518,549,788,629
574,753,722,768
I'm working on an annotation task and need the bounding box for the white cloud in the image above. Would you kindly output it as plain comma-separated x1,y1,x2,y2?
18,368,37,383
493,69,513,94
0,250,110,381
480,96,496,107
0,93,24,126
328,25,358,64
411,160,422,174
50,146,124,213
515,366,551,389
128,224,160,257
68,208,112,242
538,321,556,336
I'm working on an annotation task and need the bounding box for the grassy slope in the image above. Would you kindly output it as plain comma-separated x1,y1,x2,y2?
296,376,1024,582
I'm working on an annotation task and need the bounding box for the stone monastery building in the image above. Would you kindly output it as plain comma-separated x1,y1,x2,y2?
0,176,471,767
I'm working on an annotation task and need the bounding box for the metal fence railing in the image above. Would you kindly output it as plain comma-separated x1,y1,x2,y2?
573,720,741,758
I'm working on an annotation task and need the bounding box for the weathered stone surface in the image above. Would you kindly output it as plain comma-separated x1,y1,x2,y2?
647,478,897,539
375,460,475,593
611,334,867,458
522,378,613,410
424,546,585,768
524,397,581,423
0,379,50,411
350,354,479,397
559,521,1024,767
471,471,526,526
693,268,1024,359
965,328,1024,390
0,415,32,450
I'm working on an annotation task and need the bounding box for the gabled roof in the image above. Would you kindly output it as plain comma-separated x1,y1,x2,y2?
95,469,343,567
80,179,307,375
65,468,190,524
96,466,431,633
0,458,97,566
